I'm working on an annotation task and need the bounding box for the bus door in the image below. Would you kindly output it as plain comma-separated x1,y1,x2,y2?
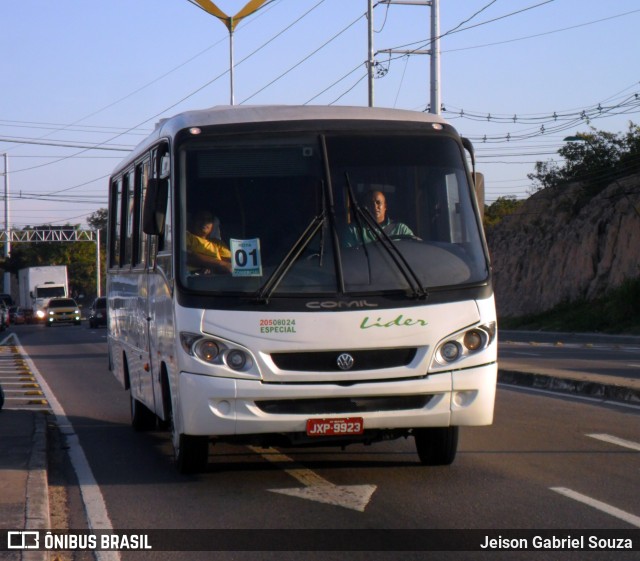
143,145,173,419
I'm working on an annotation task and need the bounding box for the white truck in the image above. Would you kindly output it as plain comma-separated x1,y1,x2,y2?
18,266,69,321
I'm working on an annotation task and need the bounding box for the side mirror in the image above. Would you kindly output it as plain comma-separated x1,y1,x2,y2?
142,177,169,235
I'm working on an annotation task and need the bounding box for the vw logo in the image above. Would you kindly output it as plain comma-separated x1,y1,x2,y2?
336,353,355,371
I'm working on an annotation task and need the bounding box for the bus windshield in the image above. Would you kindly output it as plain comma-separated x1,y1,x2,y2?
179,133,488,297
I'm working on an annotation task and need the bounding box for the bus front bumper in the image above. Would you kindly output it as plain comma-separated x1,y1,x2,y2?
177,363,497,437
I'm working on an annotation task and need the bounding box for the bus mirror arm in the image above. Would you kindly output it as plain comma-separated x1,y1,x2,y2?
462,137,475,171
462,137,485,212
142,178,169,235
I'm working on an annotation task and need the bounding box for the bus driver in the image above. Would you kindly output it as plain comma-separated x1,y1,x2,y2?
347,190,414,246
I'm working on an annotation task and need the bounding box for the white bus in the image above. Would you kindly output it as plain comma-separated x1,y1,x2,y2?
107,105,497,473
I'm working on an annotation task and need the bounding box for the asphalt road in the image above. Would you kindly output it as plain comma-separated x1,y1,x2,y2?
9,324,640,560
499,330,640,388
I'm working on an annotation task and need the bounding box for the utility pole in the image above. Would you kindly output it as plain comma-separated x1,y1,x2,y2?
376,0,441,114
430,0,441,115
2,154,9,294
96,229,101,297
367,0,374,107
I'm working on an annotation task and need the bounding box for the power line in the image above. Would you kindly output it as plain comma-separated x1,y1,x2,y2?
377,0,556,63
241,4,363,104
441,8,640,54
0,136,133,151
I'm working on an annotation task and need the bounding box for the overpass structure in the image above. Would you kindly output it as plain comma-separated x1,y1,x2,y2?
0,229,102,297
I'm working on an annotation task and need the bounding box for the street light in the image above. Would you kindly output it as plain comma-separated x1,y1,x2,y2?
190,0,269,105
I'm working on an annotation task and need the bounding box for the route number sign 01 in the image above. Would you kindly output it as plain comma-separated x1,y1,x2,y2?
230,238,262,277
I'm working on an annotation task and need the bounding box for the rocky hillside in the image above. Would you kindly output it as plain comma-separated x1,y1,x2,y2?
485,175,640,318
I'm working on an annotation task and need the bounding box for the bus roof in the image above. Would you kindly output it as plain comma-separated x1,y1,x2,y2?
115,105,451,174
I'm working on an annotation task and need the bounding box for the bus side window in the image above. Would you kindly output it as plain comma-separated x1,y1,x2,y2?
123,169,135,267
133,160,149,268
145,144,172,278
108,178,122,268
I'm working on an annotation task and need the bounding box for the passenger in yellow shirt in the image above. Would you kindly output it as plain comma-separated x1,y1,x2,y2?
186,210,232,274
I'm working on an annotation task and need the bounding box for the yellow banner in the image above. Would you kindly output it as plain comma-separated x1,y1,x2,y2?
192,0,270,31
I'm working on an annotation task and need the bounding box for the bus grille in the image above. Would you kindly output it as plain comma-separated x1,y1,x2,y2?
270,348,417,372
255,395,432,415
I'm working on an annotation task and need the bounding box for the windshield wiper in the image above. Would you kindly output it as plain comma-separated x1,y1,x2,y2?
345,173,427,300
255,183,327,303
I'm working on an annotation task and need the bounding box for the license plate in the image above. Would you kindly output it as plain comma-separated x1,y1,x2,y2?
306,417,364,437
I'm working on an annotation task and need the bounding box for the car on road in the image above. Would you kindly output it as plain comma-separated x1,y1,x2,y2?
9,307,26,325
0,302,9,331
88,297,107,328
45,297,81,327
23,308,34,324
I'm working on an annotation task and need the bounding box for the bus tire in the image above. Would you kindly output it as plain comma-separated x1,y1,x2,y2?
414,426,458,466
167,395,209,473
130,392,156,431
157,369,171,431
175,434,209,474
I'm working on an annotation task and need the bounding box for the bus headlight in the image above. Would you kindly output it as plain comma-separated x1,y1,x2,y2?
180,334,224,364
440,342,461,362
226,349,249,371
195,340,221,363
179,332,256,374
463,329,483,351
434,322,496,366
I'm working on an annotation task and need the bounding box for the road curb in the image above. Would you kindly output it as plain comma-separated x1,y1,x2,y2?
24,412,50,561
498,369,640,404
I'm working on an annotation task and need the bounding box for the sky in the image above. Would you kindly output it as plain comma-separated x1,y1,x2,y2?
2,0,639,230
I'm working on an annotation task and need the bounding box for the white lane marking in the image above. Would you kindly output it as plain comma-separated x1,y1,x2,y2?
249,446,377,512
550,487,640,528
9,333,120,561
587,433,640,452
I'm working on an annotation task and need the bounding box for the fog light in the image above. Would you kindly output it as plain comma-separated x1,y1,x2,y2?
441,342,460,362
226,350,247,371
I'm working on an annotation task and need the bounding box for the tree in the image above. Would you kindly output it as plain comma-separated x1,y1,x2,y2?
483,196,524,228
87,208,107,235
528,123,640,197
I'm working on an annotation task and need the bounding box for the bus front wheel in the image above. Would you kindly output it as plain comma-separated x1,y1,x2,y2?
175,434,209,474
168,400,209,474
414,426,459,466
